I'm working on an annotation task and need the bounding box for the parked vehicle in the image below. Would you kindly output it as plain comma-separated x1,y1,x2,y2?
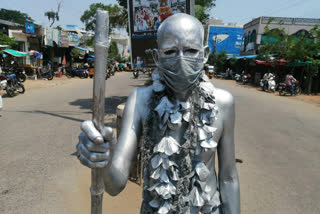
66,67,88,78
214,71,227,79
278,81,301,96
89,67,94,78
260,76,276,92
206,65,214,79
260,79,268,91
267,76,276,92
0,73,25,97
234,73,241,82
133,70,139,79
242,74,251,84
15,68,27,82
38,68,54,80
2,67,27,82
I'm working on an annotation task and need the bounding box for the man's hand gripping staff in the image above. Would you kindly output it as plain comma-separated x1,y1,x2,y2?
77,121,115,169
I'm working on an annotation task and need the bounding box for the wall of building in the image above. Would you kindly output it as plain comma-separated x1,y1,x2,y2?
8,29,30,64
241,16,320,55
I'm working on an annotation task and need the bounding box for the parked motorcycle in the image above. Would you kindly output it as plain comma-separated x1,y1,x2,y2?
260,75,276,92
15,68,27,82
278,81,301,96
242,74,251,84
66,67,88,78
234,74,241,82
38,68,54,80
0,73,25,97
267,76,276,92
133,70,139,79
2,67,27,82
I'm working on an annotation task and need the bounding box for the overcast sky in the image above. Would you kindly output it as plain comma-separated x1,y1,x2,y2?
1,0,319,28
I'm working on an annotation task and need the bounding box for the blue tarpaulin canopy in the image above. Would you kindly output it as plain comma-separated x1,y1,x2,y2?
75,46,89,52
235,55,258,59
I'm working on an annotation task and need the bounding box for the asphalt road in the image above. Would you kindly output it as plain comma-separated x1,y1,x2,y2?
0,72,319,214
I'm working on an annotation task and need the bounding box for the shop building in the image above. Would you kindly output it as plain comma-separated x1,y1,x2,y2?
241,16,320,55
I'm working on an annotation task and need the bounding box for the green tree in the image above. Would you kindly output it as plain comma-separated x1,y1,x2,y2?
108,41,119,60
81,3,127,32
44,1,62,27
195,0,216,24
195,5,209,24
258,22,320,94
70,48,81,59
0,33,18,48
0,8,34,24
257,23,290,61
208,50,227,72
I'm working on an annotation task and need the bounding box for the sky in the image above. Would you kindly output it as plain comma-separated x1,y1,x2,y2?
0,0,319,28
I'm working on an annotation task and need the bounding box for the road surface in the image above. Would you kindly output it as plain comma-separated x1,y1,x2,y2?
0,72,319,214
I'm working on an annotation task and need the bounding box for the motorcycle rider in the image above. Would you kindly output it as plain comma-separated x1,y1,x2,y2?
285,72,297,96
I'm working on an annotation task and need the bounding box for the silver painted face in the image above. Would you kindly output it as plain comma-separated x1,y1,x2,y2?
156,13,204,59
153,14,209,95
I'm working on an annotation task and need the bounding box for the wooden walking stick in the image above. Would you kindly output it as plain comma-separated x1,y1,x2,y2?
91,10,109,214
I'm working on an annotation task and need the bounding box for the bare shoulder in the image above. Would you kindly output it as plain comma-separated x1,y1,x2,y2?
134,85,153,102
214,87,235,110
126,86,153,116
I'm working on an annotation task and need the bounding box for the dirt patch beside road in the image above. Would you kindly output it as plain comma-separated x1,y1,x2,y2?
0,76,82,96
213,78,320,107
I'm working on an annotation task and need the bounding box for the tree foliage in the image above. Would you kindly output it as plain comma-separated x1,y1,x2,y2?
195,0,215,24
195,5,209,24
44,1,62,27
258,22,320,62
108,41,119,60
0,8,34,24
81,3,127,32
258,22,320,94
0,33,18,48
208,50,227,72
70,48,81,59
116,0,127,9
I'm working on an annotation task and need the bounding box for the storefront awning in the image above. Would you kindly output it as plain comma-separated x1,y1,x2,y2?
236,55,257,59
75,46,89,52
3,49,30,57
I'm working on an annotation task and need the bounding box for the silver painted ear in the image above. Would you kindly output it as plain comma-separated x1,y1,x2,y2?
152,49,160,66
203,46,210,63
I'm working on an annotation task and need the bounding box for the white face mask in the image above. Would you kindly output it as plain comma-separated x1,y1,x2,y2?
157,54,204,93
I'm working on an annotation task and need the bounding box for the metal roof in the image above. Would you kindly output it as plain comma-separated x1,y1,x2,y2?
0,19,23,27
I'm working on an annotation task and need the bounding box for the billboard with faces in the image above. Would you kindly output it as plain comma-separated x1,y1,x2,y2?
129,0,191,34
128,0,192,65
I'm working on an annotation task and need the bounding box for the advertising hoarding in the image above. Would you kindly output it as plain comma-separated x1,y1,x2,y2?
25,23,35,34
128,0,192,65
131,0,187,33
207,26,243,55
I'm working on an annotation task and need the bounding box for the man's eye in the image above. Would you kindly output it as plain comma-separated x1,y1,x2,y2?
164,50,176,55
185,49,198,54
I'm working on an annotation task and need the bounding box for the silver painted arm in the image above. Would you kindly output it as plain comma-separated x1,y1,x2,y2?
217,89,240,214
103,89,142,195
77,89,143,196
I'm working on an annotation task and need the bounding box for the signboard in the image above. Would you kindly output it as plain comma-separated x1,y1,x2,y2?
25,23,35,34
59,31,80,47
45,28,60,47
130,0,188,33
128,0,192,65
207,26,243,55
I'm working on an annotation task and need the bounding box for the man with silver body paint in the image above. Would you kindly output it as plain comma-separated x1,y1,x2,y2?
77,14,240,214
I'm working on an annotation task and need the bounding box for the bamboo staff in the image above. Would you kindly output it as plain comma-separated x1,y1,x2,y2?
91,10,109,214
